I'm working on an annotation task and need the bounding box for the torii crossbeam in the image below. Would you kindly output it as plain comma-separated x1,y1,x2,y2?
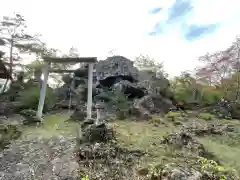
36,57,97,120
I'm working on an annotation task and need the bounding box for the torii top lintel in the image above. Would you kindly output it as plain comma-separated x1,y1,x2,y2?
43,57,97,63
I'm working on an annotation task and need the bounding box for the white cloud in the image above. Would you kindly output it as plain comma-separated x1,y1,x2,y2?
1,0,240,76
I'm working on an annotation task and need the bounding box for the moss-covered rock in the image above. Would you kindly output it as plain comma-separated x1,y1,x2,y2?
0,124,21,149
81,122,114,143
19,109,41,125
165,111,182,121
198,113,215,120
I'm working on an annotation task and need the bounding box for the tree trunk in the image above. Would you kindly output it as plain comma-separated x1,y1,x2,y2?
236,48,240,101
235,72,240,101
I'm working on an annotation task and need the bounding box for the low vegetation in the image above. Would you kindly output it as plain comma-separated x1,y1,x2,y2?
3,111,238,179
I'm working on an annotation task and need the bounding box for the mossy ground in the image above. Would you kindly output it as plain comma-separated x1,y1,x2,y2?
17,111,240,176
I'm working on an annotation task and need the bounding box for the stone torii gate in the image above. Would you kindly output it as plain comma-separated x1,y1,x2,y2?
36,57,97,120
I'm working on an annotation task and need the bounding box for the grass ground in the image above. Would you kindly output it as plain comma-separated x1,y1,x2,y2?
112,116,240,176
21,111,78,139
19,111,240,176
198,119,240,175
111,118,176,166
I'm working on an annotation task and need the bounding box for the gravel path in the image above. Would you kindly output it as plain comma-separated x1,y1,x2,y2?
0,136,79,180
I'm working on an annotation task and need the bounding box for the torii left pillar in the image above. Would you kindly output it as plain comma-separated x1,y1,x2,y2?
36,62,50,120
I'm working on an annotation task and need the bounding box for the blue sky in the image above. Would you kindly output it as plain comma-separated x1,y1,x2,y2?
1,0,240,76
149,0,225,41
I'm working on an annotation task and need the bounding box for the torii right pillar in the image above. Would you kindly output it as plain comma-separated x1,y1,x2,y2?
86,63,94,119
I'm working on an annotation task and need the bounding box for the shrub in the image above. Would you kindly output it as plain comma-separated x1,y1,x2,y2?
198,157,237,180
81,175,89,180
198,113,215,120
18,86,55,112
173,87,189,103
201,87,223,106
173,85,223,108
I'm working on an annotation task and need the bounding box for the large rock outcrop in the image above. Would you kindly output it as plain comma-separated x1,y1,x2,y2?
62,55,176,121
95,56,139,87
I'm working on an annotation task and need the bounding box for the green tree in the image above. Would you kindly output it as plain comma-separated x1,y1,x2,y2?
171,72,205,104
0,13,44,92
134,55,170,95
227,37,240,101
0,13,43,75
134,54,167,77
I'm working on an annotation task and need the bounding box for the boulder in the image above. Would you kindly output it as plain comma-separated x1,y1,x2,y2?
132,94,176,118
